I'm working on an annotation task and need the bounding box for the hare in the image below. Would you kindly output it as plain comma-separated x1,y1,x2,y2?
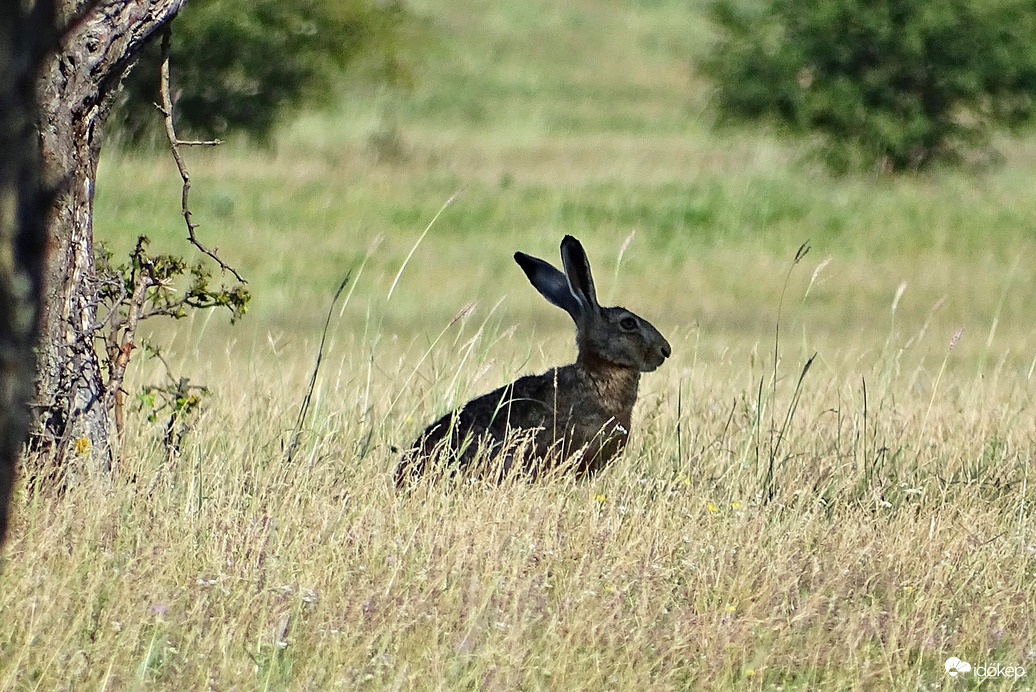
395,235,670,485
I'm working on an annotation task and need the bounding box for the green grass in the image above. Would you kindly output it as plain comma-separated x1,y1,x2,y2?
4,0,1036,689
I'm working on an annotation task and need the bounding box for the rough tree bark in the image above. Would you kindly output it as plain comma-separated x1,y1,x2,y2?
0,1,56,546
32,0,187,477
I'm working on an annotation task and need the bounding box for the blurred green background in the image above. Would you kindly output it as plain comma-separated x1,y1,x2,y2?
94,0,1036,390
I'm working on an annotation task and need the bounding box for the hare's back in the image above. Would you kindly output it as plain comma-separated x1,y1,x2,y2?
455,368,569,435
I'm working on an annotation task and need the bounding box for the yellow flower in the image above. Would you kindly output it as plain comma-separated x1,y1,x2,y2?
904,585,914,593
731,501,742,509
745,669,756,678
594,494,607,504
74,436,91,455
706,502,719,513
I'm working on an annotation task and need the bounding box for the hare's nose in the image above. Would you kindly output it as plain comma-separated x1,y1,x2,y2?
660,342,672,359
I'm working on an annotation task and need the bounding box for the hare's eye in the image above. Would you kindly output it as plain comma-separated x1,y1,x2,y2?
619,316,638,331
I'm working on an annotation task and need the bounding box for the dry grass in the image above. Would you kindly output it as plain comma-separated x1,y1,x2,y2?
4,0,1036,688
2,302,1034,689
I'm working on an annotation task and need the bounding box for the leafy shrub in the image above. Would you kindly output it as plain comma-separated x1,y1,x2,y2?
703,0,1036,172
111,0,411,145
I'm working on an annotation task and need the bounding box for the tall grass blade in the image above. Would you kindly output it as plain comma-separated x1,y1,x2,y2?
284,272,351,464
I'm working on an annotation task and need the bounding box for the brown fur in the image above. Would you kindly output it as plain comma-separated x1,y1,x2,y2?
396,236,670,486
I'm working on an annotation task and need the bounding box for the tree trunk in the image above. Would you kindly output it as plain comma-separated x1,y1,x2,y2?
0,1,56,546
31,0,186,478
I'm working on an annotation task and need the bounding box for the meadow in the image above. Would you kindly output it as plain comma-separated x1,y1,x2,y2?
3,0,1036,689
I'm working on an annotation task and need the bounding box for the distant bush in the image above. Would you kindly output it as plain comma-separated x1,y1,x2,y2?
703,0,1036,172
110,0,411,145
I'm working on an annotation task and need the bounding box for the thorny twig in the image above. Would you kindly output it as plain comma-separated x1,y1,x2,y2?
158,28,246,284
105,238,156,439
88,272,127,336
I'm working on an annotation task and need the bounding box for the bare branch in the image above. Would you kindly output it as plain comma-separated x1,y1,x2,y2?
176,139,223,147
88,275,127,335
106,255,155,439
158,29,246,284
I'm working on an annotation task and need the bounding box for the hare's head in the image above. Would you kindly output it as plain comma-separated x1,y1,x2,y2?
514,236,671,372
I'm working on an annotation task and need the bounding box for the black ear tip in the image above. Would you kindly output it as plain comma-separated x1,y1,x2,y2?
514,252,540,275
560,236,585,259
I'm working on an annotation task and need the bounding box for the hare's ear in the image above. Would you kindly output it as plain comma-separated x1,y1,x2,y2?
560,235,599,312
515,252,583,319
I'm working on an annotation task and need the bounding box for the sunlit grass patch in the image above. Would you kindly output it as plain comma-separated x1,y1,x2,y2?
8,0,1036,687
4,298,1035,689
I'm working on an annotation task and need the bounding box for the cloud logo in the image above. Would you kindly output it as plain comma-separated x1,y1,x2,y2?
945,657,972,677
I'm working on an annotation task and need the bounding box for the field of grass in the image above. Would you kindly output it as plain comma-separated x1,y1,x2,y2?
3,0,1036,689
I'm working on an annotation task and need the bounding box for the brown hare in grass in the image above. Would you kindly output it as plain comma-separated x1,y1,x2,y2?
395,235,671,486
